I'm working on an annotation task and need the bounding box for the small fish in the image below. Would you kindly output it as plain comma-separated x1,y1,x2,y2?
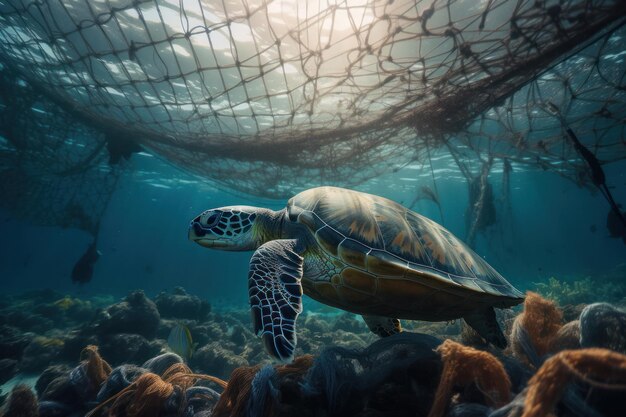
167,323,194,360
590,224,597,233
71,240,101,284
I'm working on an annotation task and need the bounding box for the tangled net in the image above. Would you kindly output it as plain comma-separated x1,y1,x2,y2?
428,339,511,417
0,66,120,235
0,0,625,234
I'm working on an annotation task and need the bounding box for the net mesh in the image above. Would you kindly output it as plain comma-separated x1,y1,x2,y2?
0,66,119,235
0,0,625,232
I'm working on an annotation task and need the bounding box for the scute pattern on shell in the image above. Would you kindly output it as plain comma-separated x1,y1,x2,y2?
287,187,523,299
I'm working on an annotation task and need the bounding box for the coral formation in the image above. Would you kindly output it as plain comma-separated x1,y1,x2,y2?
191,342,250,379
535,275,626,306
0,290,101,335
0,325,33,360
155,287,211,321
92,290,160,339
97,333,161,366
20,337,64,372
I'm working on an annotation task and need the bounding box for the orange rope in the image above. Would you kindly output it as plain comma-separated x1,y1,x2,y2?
511,292,563,364
428,340,511,417
212,364,261,417
85,358,227,417
523,349,626,417
212,355,315,417
80,345,112,387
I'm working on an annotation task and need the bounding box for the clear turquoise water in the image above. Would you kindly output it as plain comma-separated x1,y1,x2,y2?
1,149,624,305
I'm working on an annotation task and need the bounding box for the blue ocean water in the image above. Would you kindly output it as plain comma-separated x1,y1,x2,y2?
1,149,624,305
2,2,626,416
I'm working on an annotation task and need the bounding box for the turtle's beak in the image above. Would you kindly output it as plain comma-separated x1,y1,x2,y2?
188,222,210,244
189,222,206,239
189,222,230,249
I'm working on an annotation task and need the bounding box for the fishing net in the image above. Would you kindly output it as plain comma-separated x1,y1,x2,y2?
0,0,625,233
0,66,120,235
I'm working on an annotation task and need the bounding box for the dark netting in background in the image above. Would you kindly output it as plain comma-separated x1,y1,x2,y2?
0,66,120,236
0,0,624,235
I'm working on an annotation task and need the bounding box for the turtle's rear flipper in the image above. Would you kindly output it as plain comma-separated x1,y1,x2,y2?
463,307,507,348
249,239,304,362
362,315,402,337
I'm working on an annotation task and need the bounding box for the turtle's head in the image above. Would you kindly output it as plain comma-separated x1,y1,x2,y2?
188,206,267,251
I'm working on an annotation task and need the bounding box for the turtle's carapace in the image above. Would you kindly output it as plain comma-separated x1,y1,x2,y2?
189,186,524,361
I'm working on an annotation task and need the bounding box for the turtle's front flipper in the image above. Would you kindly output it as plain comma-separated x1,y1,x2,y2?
362,315,402,337
463,307,507,348
249,239,304,361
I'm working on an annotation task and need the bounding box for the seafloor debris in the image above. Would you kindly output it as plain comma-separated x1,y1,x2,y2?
2,290,626,416
428,340,511,417
0,384,38,417
547,320,581,353
4,333,626,417
579,303,626,354
510,292,563,366
523,348,626,417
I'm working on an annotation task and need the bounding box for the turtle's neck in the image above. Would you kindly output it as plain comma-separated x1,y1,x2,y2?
255,208,287,244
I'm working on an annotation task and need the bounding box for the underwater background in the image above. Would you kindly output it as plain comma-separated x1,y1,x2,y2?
1,148,626,417
1,152,625,301
1,0,626,416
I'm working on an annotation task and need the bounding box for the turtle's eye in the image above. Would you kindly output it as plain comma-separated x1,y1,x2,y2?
205,212,221,227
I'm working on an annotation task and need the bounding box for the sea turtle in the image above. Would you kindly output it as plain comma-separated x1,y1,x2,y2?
188,186,524,360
